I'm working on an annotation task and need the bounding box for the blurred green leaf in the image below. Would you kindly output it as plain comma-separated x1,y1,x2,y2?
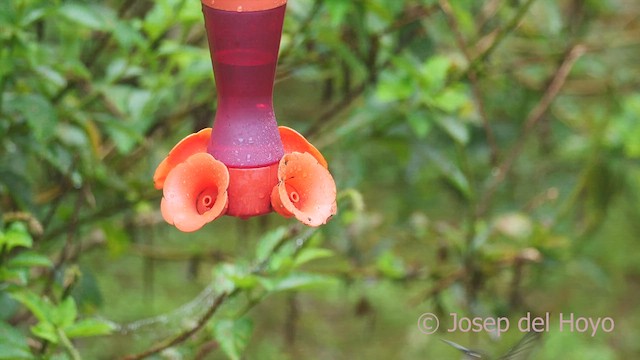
434,116,469,145
229,273,261,290
406,111,432,138
0,292,19,320
263,273,338,292
6,252,52,269
419,55,451,92
71,267,104,311
6,94,58,143
56,123,89,149
64,318,115,338
212,264,241,293
424,146,472,199
34,66,67,89
30,321,58,344
293,248,334,268
432,87,470,114
58,3,109,31
376,72,413,102
608,94,640,158
143,0,187,40
255,226,288,264
112,20,145,50
265,241,297,274
52,297,77,328
0,169,32,210
213,318,254,360
376,251,407,280
0,222,33,252
0,268,28,285
96,115,144,155
0,321,33,360
325,0,351,26
20,7,46,27
10,291,52,324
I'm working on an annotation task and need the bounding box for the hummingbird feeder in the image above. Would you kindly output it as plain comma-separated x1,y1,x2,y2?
153,0,337,232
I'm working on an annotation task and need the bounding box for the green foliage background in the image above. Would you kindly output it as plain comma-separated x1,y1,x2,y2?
1,0,639,358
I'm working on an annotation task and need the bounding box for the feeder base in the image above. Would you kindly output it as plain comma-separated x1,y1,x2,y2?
226,163,279,218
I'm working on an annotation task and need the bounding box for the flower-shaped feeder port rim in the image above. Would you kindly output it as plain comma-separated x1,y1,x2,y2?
154,128,212,190
161,152,230,232
271,151,337,227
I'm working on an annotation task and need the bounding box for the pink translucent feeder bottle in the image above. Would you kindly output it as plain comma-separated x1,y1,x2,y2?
202,0,287,217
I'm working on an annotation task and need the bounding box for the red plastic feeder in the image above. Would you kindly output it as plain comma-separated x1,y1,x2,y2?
203,0,286,217
153,0,336,232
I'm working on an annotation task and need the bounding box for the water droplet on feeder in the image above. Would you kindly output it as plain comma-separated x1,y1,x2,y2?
238,138,244,143
237,5,243,12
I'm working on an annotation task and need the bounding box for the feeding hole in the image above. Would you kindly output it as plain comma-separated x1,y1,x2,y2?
197,187,219,214
202,195,213,207
289,191,300,203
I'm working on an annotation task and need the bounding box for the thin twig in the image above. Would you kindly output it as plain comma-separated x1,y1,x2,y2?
462,0,538,79
279,0,322,61
476,0,503,32
284,294,299,351
194,340,219,360
42,190,84,295
411,268,466,305
121,291,232,360
305,82,367,139
305,4,438,140
439,0,499,165
58,328,82,360
42,191,160,242
38,190,84,355
477,44,587,216
131,243,227,262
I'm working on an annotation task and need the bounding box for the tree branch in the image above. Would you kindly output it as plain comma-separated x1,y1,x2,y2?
477,44,587,216
121,291,232,360
463,0,538,78
119,226,314,359
439,0,499,165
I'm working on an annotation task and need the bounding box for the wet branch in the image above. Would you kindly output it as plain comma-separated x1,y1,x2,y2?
121,291,231,360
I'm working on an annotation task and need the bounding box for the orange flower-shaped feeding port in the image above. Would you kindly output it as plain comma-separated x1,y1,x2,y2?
154,125,335,229
271,152,337,227
154,128,212,190
161,153,229,232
